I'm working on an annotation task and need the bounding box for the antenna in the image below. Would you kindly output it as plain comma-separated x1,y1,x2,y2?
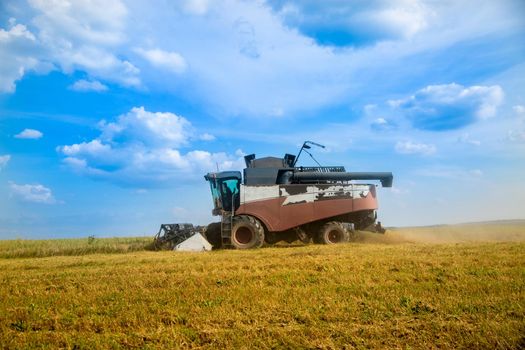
303,148,323,167
293,140,325,167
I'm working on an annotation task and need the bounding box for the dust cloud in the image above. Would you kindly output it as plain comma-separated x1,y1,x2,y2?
354,220,525,244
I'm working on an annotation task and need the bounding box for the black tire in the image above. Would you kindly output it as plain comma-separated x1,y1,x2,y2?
204,222,222,249
264,232,279,245
231,215,265,249
316,221,350,244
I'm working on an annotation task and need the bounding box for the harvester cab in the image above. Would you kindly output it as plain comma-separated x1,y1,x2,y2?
204,171,241,215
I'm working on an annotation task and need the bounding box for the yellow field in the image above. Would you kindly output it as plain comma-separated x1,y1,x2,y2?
1,224,524,349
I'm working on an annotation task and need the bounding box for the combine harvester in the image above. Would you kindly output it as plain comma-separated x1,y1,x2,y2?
154,141,393,250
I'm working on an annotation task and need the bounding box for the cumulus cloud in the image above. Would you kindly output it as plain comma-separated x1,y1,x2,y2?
0,155,11,171
60,139,111,156
0,19,43,93
135,48,187,73
268,0,430,47
14,129,43,139
98,107,193,147
0,0,140,91
58,107,244,186
395,141,436,155
9,181,56,204
69,79,108,92
391,83,504,131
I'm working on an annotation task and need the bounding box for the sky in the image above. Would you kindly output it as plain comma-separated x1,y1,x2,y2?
0,0,524,239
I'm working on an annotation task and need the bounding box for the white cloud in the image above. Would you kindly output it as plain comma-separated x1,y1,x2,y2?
69,79,108,92
507,130,525,143
0,0,141,90
199,133,216,141
29,0,127,45
9,181,56,204
62,156,87,169
269,0,431,46
0,0,140,92
0,155,11,171
417,167,484,179
514,105,525,121
395,141,436,155
59,139,112,157
370,117,397,131
182,0,210,15
469,169,483,177
14,128,43,139
392,83,504,130
458,133,481,146
99,107,193,148
390,186,409,195
58,107,244,186
0,19,43,93
135,48,187,73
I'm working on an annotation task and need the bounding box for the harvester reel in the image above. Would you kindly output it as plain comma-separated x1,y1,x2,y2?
153,223,198,250
231,215,265,249
316,221,350,244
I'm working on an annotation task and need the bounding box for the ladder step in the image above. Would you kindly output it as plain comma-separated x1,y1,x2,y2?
221,213,234,248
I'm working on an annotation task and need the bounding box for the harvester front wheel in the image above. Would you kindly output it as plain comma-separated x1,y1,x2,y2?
231,215,265,249
316,221,350,244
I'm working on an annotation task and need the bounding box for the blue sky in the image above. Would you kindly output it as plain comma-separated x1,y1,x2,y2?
1,0,524,239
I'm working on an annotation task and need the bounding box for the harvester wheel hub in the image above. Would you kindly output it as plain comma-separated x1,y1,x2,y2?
235,226,254,244
327,229,343,243
231,215,265,249
317,221,350,245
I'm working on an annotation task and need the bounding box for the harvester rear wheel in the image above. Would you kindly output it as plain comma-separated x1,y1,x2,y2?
316,221,350,244
231,215,265,249
204,222,222,249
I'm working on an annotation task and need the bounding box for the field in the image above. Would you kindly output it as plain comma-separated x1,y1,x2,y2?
1,222,524,349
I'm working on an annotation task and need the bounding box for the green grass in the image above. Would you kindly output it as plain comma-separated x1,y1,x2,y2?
1,236,524,349
0,236,153,259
